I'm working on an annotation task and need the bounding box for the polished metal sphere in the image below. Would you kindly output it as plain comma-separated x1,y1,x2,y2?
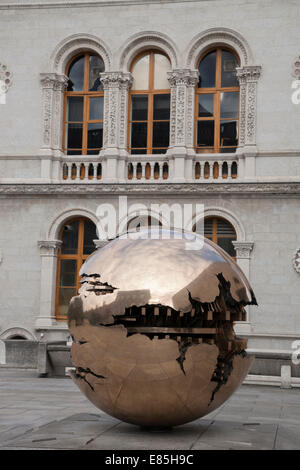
68,228,257,427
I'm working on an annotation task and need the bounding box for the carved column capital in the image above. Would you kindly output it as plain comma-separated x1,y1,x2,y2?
232,241,254,259
38,239,62,257
167,69,199,87
100,71,133,89
236,66,261,84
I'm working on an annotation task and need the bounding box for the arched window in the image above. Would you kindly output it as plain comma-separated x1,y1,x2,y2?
63,52,105,155
56,217,97,319
195,47,240,154
204,217,237,257
129,50,171,155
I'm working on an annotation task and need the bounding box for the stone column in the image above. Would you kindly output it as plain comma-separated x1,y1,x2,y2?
233,241,254,331
40,73,68,179
100,72,133,182
236,66,261,179
36,240,62,329
167,69,199,181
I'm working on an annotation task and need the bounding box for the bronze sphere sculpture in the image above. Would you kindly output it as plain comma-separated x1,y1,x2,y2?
68,228,257,428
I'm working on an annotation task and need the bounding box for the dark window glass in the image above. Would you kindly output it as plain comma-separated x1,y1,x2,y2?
152,149,167,154
221,50,239,87
218,237,236,257
204,219,213,237
83,219,97,254
131,95,148,121
130,149,147,154
153,94,170,120
220,92,239,118
131,122,147,148
60,259,77,286
67,123,83,149
58,288,77,316
89,97,104,120
88,123,103,149
197,121,214,147
89,55,105,91
67,96,83,122
152,121,170,148
220,120,238,147
67,150,82,155
67,56,84,91
198,51,216,88
198,94,214,117
61,220,79,254
217,219,236,236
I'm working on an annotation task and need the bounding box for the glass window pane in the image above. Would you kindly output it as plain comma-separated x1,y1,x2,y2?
67,55,84,91
89,97,104,120
198,94,214,117
217,219,236,236
67,123,83,149
131,53,149,90
198,51,216,88
204,218,213,237
152,149,167,154
131,149,147,154
67,96,83,122
217,237,236,257
197,121,214,147
89,55,105,91
220,120,238,147
131,122,147,148
61,220,79,254
154,53,171,89
153,94,170,120
87,123,103,149
58,288,77,316
221,50,239,87
220,92,239,118
60,259,77,286
84,220,97,254
131,95,148,121
152,121,170,148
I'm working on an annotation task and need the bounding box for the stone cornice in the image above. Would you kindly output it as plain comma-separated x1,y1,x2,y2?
1,183,300,197
0,0,214,10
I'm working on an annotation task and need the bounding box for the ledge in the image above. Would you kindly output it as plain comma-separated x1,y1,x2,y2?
1,182,300,196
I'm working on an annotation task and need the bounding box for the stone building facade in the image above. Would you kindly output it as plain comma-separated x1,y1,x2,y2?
0,0,300,375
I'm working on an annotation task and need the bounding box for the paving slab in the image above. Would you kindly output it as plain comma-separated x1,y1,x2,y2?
1,368,300,450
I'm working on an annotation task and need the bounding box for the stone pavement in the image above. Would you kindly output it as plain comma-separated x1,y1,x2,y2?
0,368,300,450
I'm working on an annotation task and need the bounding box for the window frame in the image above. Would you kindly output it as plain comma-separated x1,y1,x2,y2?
204,216,237,259
63,52,104,156
195,46,240,154
128,50,171,155
55,217,95,321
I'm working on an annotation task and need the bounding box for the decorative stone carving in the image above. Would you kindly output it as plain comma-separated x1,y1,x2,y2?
40,73,68,152
100,72,133,152
292,56,300,79
93,239,109,249
292,248,300,274
167,69,198,150
0,62,12,99
232,241,254,259
236,66,261,148
186,28,253,69
119,31,178,71
38,239,62,257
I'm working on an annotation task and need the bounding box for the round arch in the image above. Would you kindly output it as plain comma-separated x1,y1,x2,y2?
188,206,245,242
50,33,112,74
0,327,36,341
185,27,254,69
47,208,99,240
118,31,179,71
